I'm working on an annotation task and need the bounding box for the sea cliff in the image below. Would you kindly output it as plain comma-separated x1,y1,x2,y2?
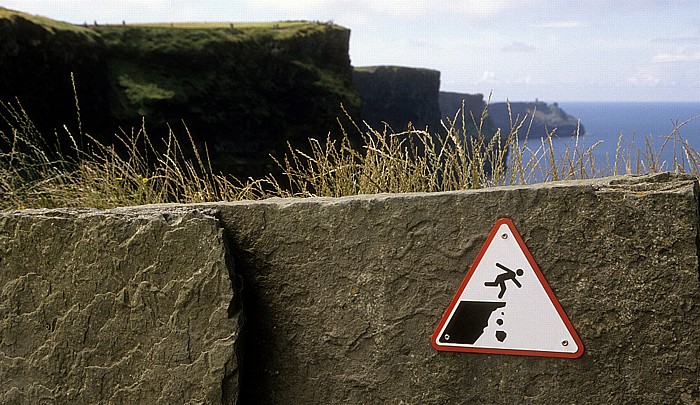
0,8,360,178
353,66,442,132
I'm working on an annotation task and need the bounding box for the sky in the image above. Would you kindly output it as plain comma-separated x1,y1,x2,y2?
4,1,700,102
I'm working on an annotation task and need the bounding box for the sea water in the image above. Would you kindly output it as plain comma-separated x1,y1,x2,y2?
517,102,700,180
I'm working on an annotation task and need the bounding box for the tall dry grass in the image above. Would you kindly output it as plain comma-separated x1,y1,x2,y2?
1,94,699,210
0,99,262,209
261,101,700,197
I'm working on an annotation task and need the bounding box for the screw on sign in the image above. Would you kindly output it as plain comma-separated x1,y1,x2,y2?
431,218,584,358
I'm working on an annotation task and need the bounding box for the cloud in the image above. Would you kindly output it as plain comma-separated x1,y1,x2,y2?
246,0,690,19
626,72,660,86
3,0,170,12
652,52,700,63
451,0,513,16
2,0,177,23
501,41,536,53
565,0,694,13
515,75,533,84
479,70,497,83
650,36,700,44
242,0,519,20
532,21,584,29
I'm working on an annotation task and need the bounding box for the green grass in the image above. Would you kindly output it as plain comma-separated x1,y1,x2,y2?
93,19,358,149
96,20,343,54
0,7,101,38
121,21,321,31
0,6,329,41
1,92,698,210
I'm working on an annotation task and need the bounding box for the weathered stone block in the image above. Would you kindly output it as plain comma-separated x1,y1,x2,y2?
211,173,699,404
1,173,697,404
0,209,239,404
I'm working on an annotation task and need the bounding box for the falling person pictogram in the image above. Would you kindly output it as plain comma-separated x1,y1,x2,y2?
484,263,524,299
432,218,584,357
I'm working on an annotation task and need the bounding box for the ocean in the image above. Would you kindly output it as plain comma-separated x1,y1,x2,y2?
520,102,700,178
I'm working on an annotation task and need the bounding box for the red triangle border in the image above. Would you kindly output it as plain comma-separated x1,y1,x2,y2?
431,218,584,358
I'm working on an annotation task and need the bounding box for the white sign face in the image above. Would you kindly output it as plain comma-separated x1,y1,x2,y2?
431,218,584,358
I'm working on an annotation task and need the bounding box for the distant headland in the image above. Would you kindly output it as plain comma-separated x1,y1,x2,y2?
440,91,584,137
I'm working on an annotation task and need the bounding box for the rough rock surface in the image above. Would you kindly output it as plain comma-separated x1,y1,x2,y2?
1,173,698,404
210,173,699,404
0,209,239,404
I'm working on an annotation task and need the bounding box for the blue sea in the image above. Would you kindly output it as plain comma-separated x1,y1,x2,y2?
522,102,700,177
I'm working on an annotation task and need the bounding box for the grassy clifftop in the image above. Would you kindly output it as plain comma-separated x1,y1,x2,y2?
0,7,98,35
0,8,110,135
96,20,360,176
0,9,360,178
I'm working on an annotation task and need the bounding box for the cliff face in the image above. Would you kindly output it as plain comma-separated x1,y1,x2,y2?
438,91,497,134
353,66,441,132
439,91,488,120
98,22,360,176
0,9,360,178
0,9,112,137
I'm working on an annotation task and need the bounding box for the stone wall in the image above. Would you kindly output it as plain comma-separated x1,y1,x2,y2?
1,173,699,404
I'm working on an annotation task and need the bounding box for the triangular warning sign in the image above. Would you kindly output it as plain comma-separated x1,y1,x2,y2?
431,218,584,358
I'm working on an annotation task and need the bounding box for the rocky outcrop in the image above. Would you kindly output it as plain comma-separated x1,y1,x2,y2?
0,209,240,404
489,101,585,137
439,92,583,138
353,66,442,132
